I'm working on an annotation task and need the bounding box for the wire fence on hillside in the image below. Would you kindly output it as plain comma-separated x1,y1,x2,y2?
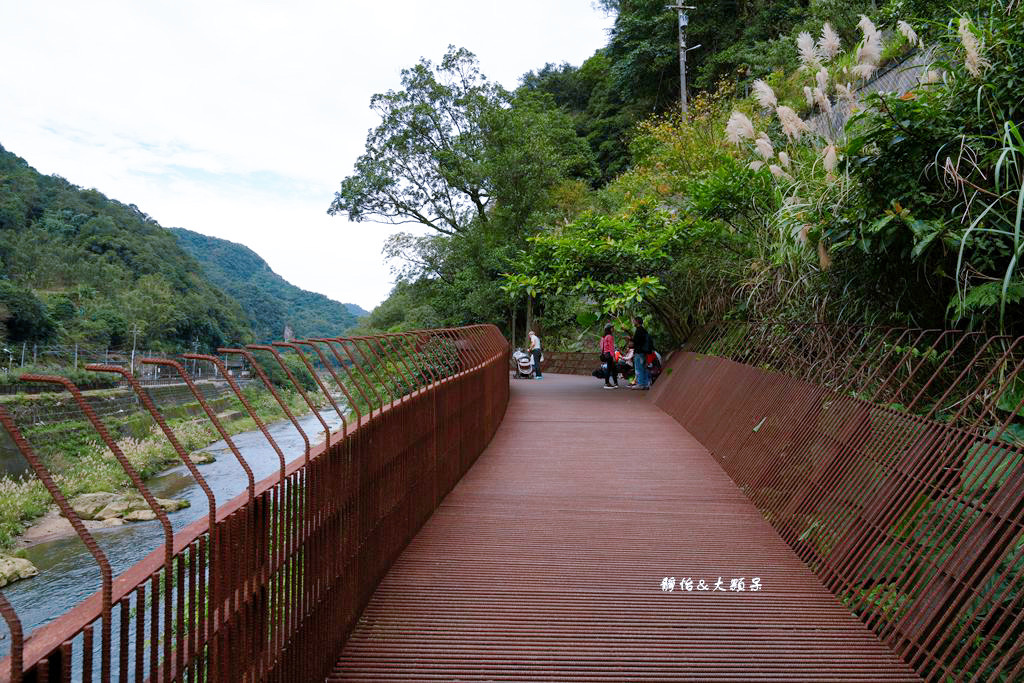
807,48,935,140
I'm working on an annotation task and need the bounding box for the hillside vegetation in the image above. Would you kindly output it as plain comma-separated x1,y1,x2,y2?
340,0,1023,348
171,228,365,342
0,144,364,353
0,144,251,351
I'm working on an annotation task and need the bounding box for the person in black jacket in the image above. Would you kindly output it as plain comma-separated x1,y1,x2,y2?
631,316,651,390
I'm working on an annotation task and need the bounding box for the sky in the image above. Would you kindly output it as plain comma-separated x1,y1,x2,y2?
0,0,613,311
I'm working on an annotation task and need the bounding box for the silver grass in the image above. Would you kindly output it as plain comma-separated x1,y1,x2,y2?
818,23,842,60
725,111,756,143
776,105,810,141
752,79,778,109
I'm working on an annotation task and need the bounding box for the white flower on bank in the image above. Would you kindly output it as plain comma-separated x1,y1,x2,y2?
748,160,766,171
776,105,810,141
958,17,990,77
725,111,756,143
836,83,857,106
769,164,793,181
813,87,833,114
815,67,829,94
752,79,778,109
854,14,883,80
823,144,839,173
755,134,774,160
778,151,792,169
798,32,821,71
818,23,842,60
804,86,815,107
857,15,878,39
852,62,878,80
920,69,943,85
897,20,921,47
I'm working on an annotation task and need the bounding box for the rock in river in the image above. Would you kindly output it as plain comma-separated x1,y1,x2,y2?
69,492,189,522
0,554,38,587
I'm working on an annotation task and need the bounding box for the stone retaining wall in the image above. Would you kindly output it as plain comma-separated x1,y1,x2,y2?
540,352,599,376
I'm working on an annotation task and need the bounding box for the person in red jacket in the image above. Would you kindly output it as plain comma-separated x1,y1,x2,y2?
600,323,618,388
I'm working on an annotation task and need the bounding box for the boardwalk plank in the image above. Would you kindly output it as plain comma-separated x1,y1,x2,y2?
329,374,920,682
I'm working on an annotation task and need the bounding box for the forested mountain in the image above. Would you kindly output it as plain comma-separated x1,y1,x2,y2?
171,228,365,342
0,143,364,351
0,143,251,350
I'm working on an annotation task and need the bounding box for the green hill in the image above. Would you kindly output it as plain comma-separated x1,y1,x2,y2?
0,143,251,351
170,228,365,341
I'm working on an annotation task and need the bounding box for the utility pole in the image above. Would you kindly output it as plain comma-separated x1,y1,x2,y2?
130,323,139,375
666,4,700,118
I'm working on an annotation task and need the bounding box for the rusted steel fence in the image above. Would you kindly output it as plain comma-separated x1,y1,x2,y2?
0,325,508,683
654,322,1024,681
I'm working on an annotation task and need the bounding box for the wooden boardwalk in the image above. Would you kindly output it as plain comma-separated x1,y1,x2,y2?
329,373,920,681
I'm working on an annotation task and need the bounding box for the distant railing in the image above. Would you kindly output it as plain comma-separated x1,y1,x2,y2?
655,322,1024,681
0,325,509,683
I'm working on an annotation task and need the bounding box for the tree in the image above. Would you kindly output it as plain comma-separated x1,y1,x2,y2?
332,46,597,332
0,281,55,343
329,46,502,236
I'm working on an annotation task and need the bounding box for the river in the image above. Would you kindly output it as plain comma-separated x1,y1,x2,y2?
0,409,344,661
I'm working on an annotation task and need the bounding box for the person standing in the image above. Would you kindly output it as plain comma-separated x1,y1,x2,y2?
600,323,618,388
631,316,651,390
619,340,636,384
528,329,543,379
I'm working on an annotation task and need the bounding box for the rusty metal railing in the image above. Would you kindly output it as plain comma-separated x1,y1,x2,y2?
658,321,1024,681
0,325,509,683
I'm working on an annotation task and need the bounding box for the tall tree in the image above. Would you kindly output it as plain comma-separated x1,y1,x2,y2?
329,46,502,236
330,47,595,330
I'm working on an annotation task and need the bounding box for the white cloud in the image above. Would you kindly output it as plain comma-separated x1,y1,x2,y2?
0,0,612,311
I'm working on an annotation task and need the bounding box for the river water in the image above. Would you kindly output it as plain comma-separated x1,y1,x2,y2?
0,409,344,661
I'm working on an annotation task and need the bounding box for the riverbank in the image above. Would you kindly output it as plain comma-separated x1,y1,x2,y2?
0,408,344,658
0,384,321,556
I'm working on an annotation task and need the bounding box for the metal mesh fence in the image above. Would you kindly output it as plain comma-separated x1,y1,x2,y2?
0,325,509,683
660,322,1024,681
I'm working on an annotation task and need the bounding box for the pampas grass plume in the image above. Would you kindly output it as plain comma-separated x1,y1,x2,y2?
818,23,842,60
769,164,792,181
752,79,778,109
853,62,878,80
857,15,877,38
776,105,810,141
836,83,857,105
813,87,832,114
816,68,829,94
897,20,920,47
798,32,821,71
823,144,838,173
725,111,756,143
958,17,990,77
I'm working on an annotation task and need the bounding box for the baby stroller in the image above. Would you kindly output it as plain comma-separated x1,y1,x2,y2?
647,351,663,385
512,349,535,379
